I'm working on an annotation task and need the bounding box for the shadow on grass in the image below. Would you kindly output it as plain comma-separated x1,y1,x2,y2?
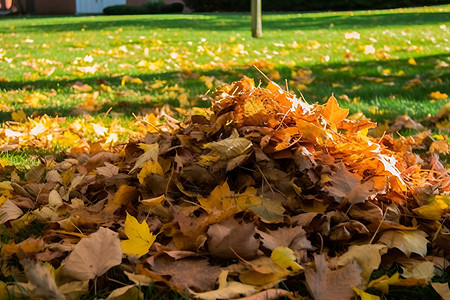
0,54,448,123
3,11,450,33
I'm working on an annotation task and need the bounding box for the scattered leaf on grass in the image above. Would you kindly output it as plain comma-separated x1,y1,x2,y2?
429,91,448,100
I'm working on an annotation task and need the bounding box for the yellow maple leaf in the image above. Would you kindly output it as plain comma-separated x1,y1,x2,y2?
24,92,47,108
121,75,143,86
177,93,189,107
413,195,449,220
382,69,391,76
79,92,101,112
270,246,302,272
408,57,417,65
197,181,237,213
0,158,9,168
199,75,214,89
137,160,164,185
321,94,349,126
100,83,112,93
11,110,26,122
121,213,156,257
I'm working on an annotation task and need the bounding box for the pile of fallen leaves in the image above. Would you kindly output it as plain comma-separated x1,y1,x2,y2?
0,76,449,299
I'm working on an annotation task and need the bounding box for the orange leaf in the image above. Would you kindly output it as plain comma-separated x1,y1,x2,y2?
429,91,448,100
105,185,140,213
321,94,349,126
1,237,44,257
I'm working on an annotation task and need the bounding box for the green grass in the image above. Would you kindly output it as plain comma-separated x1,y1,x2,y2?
1,6,449,121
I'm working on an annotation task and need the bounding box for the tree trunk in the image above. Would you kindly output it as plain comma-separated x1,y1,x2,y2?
251,0,262,38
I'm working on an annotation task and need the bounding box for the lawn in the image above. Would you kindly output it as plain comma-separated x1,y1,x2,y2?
0,5,449,124
0,5,449,300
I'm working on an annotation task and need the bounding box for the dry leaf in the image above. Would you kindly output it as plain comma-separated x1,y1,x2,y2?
378,230,429,257
199,135,253,167
353,287,381,300
0,199,23,224
56,280,89,300
197,181,238,213
137,160,164,184
121,212,156,257
324,162,376,204
429,91,448,100
105,185,140,213
21,259,66,300
97,162,120,178
413,195,449,220
1,237,44,257
399,260,435,282
431,282,450,300
148,255,221,292
62,227,122,280
429,140,450,154
130,143,159,173
238,289,293,300
337,244,387,280
243,194,285,223
257,226,311,251
190,270,257,299
305,254,363,300
46,170,63,183
207,217,259,260
387,115,424,133
106,285,143,300
367,272,426,294
270,246,302,272
321,94,349,126
124,271,154,286
1,71,449,300
72,82,92,92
